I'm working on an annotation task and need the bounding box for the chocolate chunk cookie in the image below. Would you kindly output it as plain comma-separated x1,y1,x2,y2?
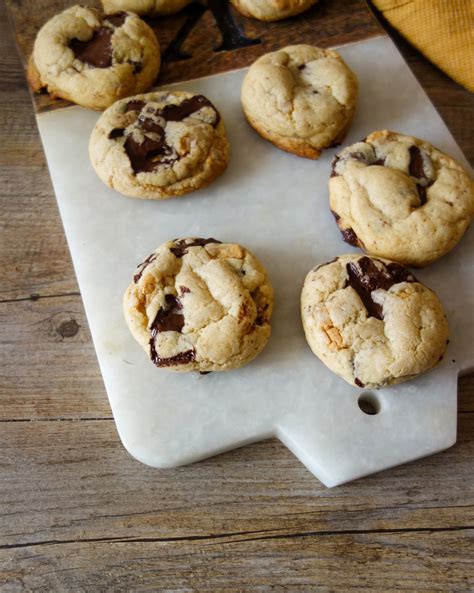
241,44,358,159
89,91,229,199
27,5,160,110
301,255,449,389
330,130,474,267
230,0,318,21
124,238,274,372
102,0,193,16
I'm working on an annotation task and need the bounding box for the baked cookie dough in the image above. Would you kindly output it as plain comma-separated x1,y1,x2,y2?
330,130,474,267
89,91,229,199
241,44,358,159
102,0,193,16
124,238,274,372
301,255,448,389
27,5,160,110
230,0,318,21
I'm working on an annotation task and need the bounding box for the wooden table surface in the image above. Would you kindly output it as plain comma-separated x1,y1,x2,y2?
1,0,473,590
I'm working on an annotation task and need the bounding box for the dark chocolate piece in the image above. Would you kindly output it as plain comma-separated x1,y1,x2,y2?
330,155,340,178
417,185,427,206
133,253,157,283
158,95,220,124
108,128,125,139
170,238,222,258
408,145,426,180
179,286,191,294
354,378,364,388
148,295,195,367
346,257,415,320
104,12,127,27
123,96,219,174
125,100,146,113
124,133,176,174
150,294,185,334
149,341,195,367
69,28,113,68
341,227,359,247
372,157,386,166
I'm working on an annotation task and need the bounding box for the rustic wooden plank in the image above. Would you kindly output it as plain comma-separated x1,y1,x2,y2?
1,529,473,592
0,1,78,300
5,0,384,113
0,415,473,547
0,296,110,419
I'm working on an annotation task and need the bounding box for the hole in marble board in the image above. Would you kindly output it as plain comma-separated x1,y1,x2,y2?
358,393,380,416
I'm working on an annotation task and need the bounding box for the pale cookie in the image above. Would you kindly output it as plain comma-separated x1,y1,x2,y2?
230,0,318,21
89,91,229,199
330,130,474,267
102,0,193,16
241,44,358,159
301,255,449,389
27,6,160,110
124,238,274,372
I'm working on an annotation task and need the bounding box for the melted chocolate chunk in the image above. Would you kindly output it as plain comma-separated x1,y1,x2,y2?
346,257,415,320
158,95,220,124
150,294,185,334
408,145,426,180
122,96,219,174
109,127,124,139
148,295,195,367
372,157,386,166
124,133,175,174
133,253,157,283
138,113,165,134
170,238,222,258
342,227,359,247
104,12,127,27
179,286,191,294
149,342,195,367
330,155,340,178
69,28,113,68
417,185,427,206
354,378,364,388
125,100,146,113
199,371,212,375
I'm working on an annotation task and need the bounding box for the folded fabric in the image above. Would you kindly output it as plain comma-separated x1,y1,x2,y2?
372,0,474,92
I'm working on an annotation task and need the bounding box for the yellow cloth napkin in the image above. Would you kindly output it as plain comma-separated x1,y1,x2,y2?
372,0,474,92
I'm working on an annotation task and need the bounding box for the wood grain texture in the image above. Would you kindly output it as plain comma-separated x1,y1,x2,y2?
0,415,473,548
6,0,383,113
1,0,474,589
1,529,473,592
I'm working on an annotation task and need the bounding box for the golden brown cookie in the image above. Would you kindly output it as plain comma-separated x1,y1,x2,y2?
89,91,229,199
124,238,274,372
28,5,160,110
241,44,358,159
329,131,474,266
301,255,449,389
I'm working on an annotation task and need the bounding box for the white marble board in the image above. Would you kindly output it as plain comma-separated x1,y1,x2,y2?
36,36,474,487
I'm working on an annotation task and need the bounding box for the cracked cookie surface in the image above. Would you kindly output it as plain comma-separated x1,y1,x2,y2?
124,238,274,372
102,0,193,16
301,255,448,389
329,130,474,267
230,0,318,21
27,5,160,110
89,91,229,199
241,44,358,159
